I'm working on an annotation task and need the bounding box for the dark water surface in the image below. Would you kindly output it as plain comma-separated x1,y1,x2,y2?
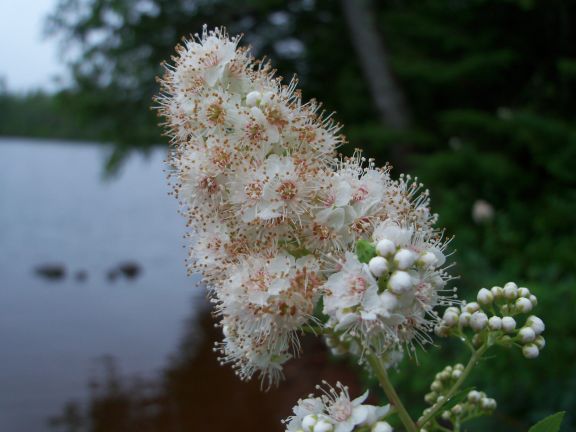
0,138,201,431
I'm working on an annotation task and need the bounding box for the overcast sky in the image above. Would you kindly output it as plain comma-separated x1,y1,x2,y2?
0,0,65,92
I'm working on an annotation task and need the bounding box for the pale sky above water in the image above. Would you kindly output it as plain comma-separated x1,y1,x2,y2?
0,0,65,92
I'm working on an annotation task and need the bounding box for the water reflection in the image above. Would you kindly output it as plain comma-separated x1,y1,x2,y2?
0,139,199,431
47,313,366,432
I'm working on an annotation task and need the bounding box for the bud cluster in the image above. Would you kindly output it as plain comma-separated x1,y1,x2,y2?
419,366,496,430
435,282,545,359
283,382,391,432
322,221,454,355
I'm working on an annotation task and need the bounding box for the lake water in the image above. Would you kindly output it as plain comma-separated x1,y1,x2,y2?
0,138,203,431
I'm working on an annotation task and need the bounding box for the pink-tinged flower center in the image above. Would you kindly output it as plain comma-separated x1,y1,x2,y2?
250,270,269,291
349,276,367,294
211,147,230,169
201,51,222,68
199,176,218,193
245,122,266,143
298,126,317,144
264,106,288,129
244,182,263,200
324,194,336,207
313,223,331,241
352,186,369,202
277,180,298,201
329,398,353,422
351,217,372,234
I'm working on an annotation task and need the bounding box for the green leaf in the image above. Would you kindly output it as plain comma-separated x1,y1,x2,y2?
356,240,376,264
440,387,475,413
528,412,566,432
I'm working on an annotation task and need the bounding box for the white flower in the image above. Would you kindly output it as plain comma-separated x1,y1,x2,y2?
173,26,239,89
284,382,390,432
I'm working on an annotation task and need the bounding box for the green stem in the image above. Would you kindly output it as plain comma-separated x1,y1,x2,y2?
418,344,489,428
367,352,418,432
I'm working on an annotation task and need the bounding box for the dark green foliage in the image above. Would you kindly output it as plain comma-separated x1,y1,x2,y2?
529,412,565,432
0,87,101,140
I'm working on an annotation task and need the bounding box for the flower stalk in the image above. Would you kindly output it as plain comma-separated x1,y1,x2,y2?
367,352,418,432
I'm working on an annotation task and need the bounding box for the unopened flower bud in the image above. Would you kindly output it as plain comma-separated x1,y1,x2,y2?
468,390,481,403
376,239,396,257
522,343,539,359
529,294,538,306
388,271,412,294
441,411,451,420
431,381,443,392
527,316,545,335
519,327,536,343
470,311,488,331
477,288,494,305
368,256,389,277
314,419,333,432
535,335,546,349
459,312,472,327
464,302,480,314
518,287,530,297
515,297,533,313
488,316,502,330
451,369,462,379
418,251,438,268
424,392,437,404
394,249,417,269
438,371,450,381
372,422,393,432
471,334,483,347
503,282,518,299
451,404,463,415
302,415,317,431
481,398,497,410
380,291,398,311
435,325,450,337
443,311,459,327
245,90,262,106
491,286,504,299
501,316,516,333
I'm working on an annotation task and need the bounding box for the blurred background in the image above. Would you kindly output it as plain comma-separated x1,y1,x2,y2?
1,0,575,431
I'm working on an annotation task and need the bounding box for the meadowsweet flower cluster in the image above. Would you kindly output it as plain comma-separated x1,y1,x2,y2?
157,26,448,384
283,382,391,432
435,282,545,359
157,25,554,432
